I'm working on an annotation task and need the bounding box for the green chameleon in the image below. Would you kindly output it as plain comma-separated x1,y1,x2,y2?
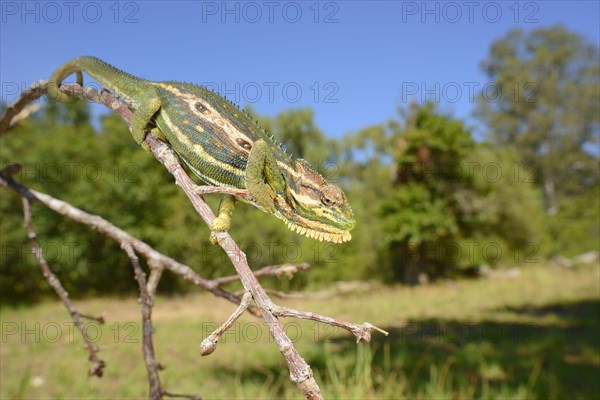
47,56,355,243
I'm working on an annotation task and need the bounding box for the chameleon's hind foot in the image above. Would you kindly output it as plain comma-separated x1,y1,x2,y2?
209,195,235,245
130,90,162,151
209,215,231,244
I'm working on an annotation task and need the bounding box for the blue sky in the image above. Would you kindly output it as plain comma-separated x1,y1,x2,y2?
1,1,599,140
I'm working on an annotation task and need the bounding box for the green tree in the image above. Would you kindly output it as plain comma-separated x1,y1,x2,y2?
0,101,185,302
476,26,599,215
377,103,546,283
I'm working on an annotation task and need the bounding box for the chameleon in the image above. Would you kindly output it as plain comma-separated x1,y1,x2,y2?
47,56,355,243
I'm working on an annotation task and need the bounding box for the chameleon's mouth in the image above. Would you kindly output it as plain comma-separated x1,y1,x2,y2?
285,221,352,243
272,196,354,243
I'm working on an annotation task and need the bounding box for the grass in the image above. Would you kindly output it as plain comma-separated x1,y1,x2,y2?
1,263,599,399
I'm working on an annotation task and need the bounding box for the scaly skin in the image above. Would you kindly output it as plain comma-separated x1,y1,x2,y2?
48,56,355,243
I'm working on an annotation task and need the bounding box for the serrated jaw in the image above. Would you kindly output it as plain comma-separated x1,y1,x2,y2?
286,221,352,243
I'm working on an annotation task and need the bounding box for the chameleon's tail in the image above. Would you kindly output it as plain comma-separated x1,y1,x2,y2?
47,60,83,103
47,56,145,104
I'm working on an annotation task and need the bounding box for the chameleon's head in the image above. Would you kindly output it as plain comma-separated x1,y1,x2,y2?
273,159,355,243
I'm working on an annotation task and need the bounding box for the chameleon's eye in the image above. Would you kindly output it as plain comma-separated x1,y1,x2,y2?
321,195,334,207
195,102,209,115
320,186,342,207
236,138,252,150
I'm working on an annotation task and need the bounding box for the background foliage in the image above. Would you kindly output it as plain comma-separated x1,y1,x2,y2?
1,26,598,304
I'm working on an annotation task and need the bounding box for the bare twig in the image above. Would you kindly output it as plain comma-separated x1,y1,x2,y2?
271,305,389,343
0,80,47,134
161,391,201,400
194,185,253,202
123,243,204,400
122,242,164,399
146,261,165,298
20,197,106,377
200,291,253,356
79,313,106,324
264,289,306,299
208,263,310,287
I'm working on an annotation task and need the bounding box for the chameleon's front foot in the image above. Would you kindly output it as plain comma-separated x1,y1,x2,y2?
245,139,285,214
245,181,276,213
209,195,235,244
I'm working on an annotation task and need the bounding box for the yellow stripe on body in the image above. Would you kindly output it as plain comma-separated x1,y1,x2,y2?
157,83,254,154
159,111,245,180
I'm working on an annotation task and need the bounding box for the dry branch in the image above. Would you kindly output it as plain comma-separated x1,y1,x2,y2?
200,291,253,356
0,81,388,400
208,262,310,287
20,196,106,377
144,130,325,399
0,80,47,133
0,166,258,315
271,305,389,343
123,242,164,398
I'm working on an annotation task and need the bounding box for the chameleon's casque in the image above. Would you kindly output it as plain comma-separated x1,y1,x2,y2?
48,56,355,242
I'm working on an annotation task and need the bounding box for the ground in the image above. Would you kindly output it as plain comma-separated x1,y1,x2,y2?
1,263,598,399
